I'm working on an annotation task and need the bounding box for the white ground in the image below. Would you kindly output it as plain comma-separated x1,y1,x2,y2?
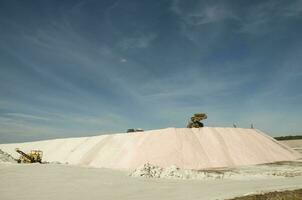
281,139,302,154
1,162,302,200
281,139,302,148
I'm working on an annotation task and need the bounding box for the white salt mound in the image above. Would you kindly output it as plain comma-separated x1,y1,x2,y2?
0,149,17,163
130,163,216,179
130,162,302,180
0,127,300,170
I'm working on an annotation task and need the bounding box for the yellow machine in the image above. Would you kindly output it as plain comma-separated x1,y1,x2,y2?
187,113,207,128
15,148,43,163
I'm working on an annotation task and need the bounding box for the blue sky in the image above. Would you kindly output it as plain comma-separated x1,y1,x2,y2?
1,0,302,142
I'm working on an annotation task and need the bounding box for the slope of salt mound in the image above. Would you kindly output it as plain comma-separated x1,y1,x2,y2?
0,127,300,170
0,149,17,163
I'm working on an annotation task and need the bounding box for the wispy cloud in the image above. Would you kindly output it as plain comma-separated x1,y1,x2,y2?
4,113,50,121
171,0,302,36
171,0,236,26
118,33,157,50
0,115,63,136
239,0,302,35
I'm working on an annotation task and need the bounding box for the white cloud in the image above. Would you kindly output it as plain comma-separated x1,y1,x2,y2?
119,33,157,50
120,58,127,63
186,6,236,26
4,113,50,121
48,112,128,128
171,0,236,26
239,0,302,35
172,0,302,35
282,0,302,17
136,66,253,104
170,0,238,44
0,116,62,135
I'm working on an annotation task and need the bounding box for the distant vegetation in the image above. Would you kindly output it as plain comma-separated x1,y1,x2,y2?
230,188,302,200
274,135,302,140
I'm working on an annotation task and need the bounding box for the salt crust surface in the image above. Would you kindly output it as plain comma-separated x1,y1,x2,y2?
130,162,302,180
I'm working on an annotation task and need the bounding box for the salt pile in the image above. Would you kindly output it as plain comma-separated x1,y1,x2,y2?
0,149,17,163
130,162,302,180
130,163,225,179
0,127,300,170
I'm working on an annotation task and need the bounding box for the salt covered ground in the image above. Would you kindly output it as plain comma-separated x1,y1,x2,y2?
1,162,302,200
0,127,300,170
281,139,302,154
